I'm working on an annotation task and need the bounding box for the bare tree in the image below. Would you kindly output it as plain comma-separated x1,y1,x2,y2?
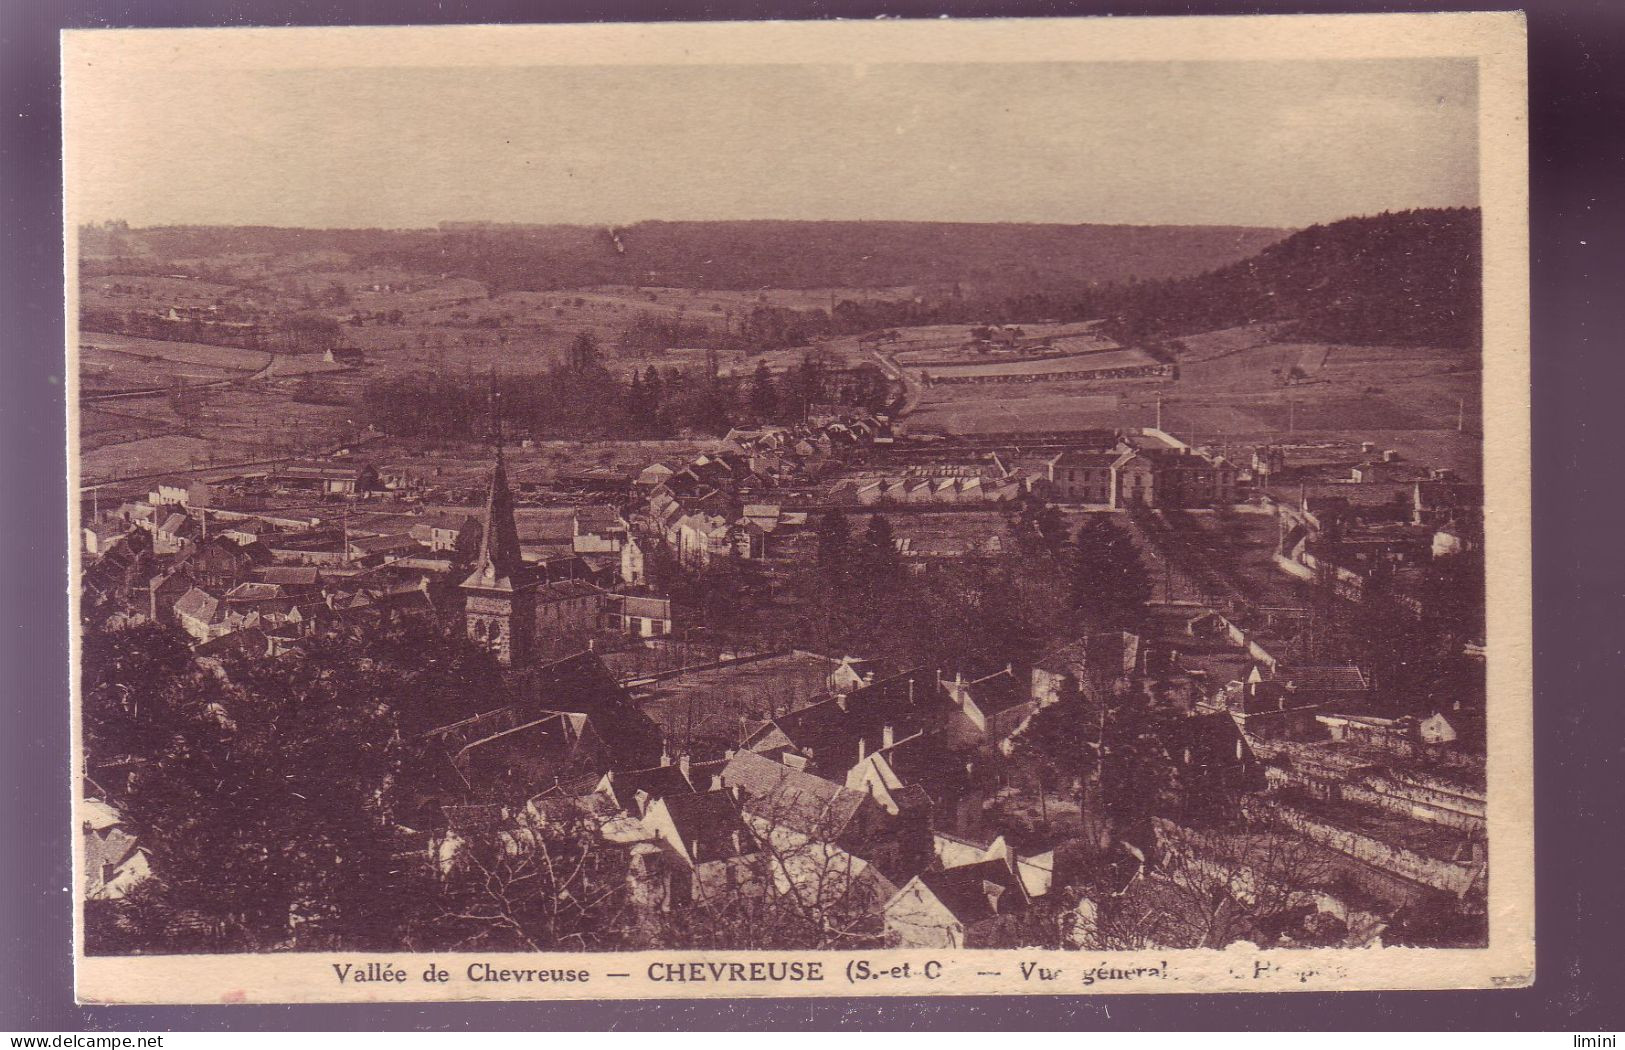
428,802,633,951
632,784,911,951
1077,815,1345,950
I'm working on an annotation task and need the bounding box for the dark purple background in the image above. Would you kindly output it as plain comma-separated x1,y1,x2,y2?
4,0,1621,1031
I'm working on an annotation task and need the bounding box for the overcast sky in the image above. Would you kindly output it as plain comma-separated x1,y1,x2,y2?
67,58,1478,230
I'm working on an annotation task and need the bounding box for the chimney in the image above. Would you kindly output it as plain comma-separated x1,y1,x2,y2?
862,672,875,686
659,745,671,767
883,724,895,749
710,774,724,791
678,753,691,779
857,738,866,763
835,694,848,711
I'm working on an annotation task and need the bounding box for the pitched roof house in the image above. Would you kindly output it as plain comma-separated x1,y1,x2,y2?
885,855,1037,948
173,586,230,642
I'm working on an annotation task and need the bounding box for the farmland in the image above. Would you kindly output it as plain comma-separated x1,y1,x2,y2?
898,321,1481,481
78,333,271,389
74,217,1482,485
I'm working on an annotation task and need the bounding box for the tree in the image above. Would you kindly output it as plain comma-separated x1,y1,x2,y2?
82,624,508,954
167,378,209,426
854,514,901,585
567,330,601,373
1070,814,1347,951
748,360,778,420
427,803,632,951
1008,694,1100,831
1069,517,1152,628
80,619,198,763
815,508,851,574
1014,501,1067,558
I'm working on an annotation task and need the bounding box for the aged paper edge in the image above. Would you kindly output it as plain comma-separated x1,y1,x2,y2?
62,11,1533,1004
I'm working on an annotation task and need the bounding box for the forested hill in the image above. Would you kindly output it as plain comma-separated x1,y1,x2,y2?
82,220,1287,297
1084,208,1482,349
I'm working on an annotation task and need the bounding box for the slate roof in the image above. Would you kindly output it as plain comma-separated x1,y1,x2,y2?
349,533,422,555
602,763,698,812
956,666,1029,717
510,651,664,770
1413,481,1484,510
915,858,1032,927
254,565,321,587
660,790,755,864
750,668,954,776
720,751,872,841
193,627,269,658
1155,713,1264,791
224,582,283,601
536,578,604,603
1047,450,1122,470
870,730,970,811
1279,665,1370,695
174,587,224,624
573,506,626,532
612,594,672,620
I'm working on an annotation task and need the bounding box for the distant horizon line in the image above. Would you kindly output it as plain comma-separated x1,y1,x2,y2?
76,205,1481,235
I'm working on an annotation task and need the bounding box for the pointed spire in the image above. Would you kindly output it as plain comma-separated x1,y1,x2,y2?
463,373,528,591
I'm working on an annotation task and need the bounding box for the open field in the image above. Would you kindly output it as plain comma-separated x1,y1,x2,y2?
900,322,1480,478
81,273,276,312
907,392,1125,435
917,346,1157,380
78,332,271,388
77,257,1482,485
80,434,264,483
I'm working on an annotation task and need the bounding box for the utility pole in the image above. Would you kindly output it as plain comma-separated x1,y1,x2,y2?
1457,397,1466,433
1288,398,1296,434
1155,389,1163,432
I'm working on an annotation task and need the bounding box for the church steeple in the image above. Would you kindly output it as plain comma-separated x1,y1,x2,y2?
463,440,528,591
461,374,539,667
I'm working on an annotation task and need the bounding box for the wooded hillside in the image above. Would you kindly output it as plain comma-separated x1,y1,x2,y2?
1081,208,1482,349
81,220,1287,297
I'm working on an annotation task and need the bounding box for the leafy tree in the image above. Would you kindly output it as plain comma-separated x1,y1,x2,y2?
567,330,601,373
854,514,901,584
82,622,508,953
815,508,851,573
748,360,778,420
1069,517,1152,629
81,619,198,762
1009,694,1100,829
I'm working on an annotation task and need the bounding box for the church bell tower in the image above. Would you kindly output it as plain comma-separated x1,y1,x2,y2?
461,385,539,667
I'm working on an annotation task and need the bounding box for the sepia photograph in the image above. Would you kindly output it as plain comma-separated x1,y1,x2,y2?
63,14,1531,1003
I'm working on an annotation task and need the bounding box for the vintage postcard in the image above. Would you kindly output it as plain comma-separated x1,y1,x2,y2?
64,12,1531,1004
